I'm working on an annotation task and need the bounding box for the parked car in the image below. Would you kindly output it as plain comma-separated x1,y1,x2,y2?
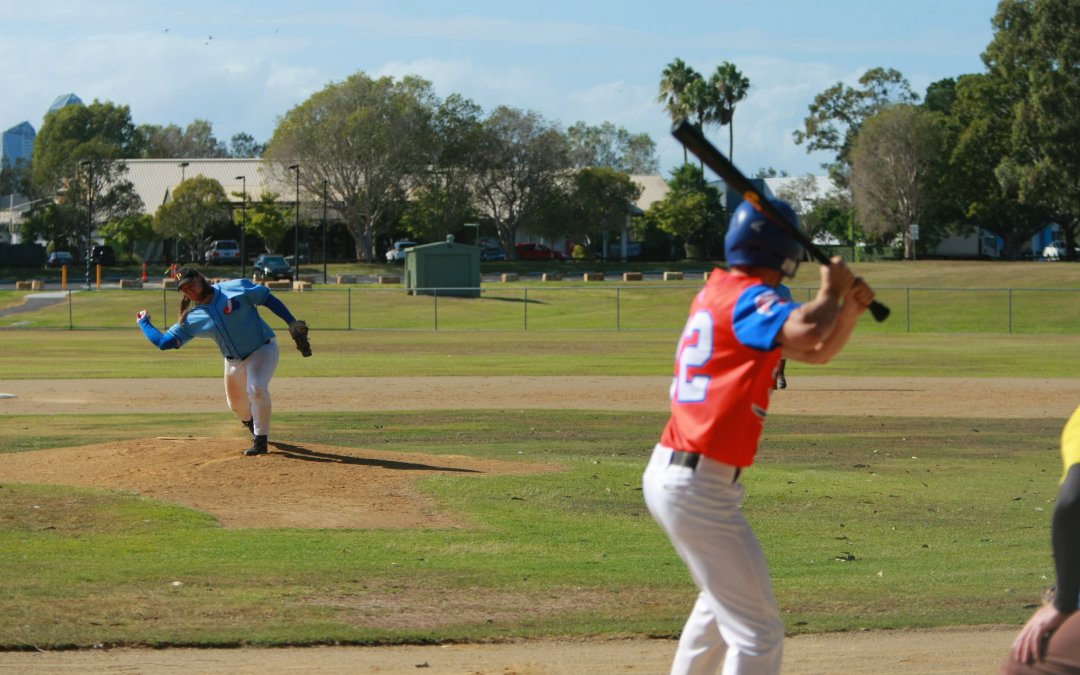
90,245,116,265
385,241,417,263
1042,240,1078,260
251,254,294,282
204,239,241,265
480,245,506,261
45,251,76,268
514,242,565,261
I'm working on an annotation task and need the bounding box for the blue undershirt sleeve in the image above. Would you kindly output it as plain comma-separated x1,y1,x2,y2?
138,317,180,350
261,292,297,325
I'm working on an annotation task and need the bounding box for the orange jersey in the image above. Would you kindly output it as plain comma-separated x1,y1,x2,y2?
660,270,796,467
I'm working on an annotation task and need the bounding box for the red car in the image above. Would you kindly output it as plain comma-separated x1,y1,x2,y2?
514,243,565,261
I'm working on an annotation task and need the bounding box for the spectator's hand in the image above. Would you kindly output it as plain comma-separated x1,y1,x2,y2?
1011,604,1069,664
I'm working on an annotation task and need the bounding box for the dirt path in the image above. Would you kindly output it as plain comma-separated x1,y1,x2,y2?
0,375,1064,673
0,375,1075,418
0,628,1019,674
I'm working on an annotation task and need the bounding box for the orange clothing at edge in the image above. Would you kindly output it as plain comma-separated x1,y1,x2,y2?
660,270,785,468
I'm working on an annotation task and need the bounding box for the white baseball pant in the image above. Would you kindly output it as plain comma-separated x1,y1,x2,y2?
223,339,279,437
643,443,784,675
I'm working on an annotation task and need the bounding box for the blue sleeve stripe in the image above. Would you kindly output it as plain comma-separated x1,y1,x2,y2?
732,285,797,351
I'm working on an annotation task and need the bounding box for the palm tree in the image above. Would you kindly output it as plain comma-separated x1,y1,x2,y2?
707,62,751,162
657,58,702,163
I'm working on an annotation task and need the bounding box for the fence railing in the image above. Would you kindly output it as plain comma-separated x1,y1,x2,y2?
1,285,1078,334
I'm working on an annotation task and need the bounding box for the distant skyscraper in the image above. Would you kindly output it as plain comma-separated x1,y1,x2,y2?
0,93,83,170
1,121,35,169
48,93,83,112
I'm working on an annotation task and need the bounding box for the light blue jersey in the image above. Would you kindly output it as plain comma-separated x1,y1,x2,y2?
166,280,277,360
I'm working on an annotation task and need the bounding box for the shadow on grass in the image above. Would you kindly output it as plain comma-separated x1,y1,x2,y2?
272,441,482,473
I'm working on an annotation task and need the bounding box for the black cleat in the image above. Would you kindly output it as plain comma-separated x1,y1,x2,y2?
776,373,787,390
243,435,268,456
242,418,254,435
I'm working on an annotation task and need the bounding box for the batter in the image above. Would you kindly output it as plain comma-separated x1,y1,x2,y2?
136,267,308,456
642,198,875,674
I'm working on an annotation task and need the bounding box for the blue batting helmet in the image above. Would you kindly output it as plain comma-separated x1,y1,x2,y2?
724,198,804,277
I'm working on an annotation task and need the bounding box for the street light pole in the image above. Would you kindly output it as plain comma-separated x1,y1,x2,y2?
79,160,92,290
236,175,247,279
322,179,328,283
176,162,189,264
288,164,300,276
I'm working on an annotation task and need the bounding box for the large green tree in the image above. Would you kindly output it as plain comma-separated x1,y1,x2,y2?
227,132,265,159
645,163,722,260
136,120,227,158
30,101,144,257
400,93,485,243
565,121,658,174
941,73,1047,259
266,72,435,261
153,175,230,262
471,106,570,259
771,174,857,246
531,167,642,257
849,104,945,257
983,0,1080,257
239,190,293,254
793,67,919,186
97,213,154,262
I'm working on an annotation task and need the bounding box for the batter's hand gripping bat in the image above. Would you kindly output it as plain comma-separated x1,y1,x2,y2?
671,119,890,323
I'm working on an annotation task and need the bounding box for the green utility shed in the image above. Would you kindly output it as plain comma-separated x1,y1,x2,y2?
405,235,481,297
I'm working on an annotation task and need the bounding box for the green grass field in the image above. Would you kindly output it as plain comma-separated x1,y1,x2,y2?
0,411,1063,647
0,260,1075,649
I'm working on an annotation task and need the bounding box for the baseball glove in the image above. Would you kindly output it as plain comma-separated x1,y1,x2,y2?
289,320,312,357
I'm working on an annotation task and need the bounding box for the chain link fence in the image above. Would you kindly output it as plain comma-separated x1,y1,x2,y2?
1,283,1078,334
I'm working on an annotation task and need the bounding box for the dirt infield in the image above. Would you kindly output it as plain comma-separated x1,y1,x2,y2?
0,375,1065,673
0,374,1075,418
0,627,1020,674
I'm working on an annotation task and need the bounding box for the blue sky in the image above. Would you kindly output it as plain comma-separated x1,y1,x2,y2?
2,0,1001,178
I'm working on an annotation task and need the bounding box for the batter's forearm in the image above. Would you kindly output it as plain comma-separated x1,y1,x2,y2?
802,303,862,364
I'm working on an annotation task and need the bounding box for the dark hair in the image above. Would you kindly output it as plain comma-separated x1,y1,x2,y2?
174,267,209,323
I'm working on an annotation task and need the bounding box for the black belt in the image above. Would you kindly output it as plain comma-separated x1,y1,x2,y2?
669,450,701,470
669,450,741,482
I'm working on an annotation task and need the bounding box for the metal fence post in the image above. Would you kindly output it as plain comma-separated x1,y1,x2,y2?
433,288,438,331
616,287,621,330
524,288,528,331
347,287,352,330
1008,288,1013,334
68,289,73,330
906,288,911,334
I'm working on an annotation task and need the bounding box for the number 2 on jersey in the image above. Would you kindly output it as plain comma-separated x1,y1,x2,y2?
673,310,713,403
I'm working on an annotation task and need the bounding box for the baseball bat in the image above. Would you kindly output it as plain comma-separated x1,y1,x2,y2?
671,119,890,323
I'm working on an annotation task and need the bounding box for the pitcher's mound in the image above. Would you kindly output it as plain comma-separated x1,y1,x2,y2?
0,438,557,529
